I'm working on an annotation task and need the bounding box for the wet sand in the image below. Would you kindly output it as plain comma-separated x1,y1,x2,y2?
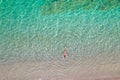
0,58,120,80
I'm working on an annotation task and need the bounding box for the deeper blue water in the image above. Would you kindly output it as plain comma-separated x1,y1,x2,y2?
0,0,120,64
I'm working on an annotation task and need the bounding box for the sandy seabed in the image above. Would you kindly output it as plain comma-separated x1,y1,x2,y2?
0,58,120,80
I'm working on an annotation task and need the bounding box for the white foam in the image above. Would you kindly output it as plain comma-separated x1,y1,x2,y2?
39,78,42,80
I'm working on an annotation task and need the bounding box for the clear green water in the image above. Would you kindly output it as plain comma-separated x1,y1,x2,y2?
41,0,120,15
0,0,120,64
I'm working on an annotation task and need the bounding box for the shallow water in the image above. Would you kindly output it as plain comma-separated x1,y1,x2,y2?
0,0,120,80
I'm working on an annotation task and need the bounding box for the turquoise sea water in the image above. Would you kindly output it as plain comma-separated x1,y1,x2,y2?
0,0,120,64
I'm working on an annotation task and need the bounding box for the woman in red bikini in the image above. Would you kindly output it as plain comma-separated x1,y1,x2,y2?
63,49,67,58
